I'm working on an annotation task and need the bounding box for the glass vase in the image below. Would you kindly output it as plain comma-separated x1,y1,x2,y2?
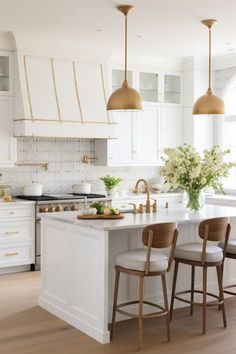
183,189,205,211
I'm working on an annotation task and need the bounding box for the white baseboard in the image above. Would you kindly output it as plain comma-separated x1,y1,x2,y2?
39,297,110,344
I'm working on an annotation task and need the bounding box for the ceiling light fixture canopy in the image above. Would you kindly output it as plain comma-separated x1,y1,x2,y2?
107,4,143,111
193,19,225,115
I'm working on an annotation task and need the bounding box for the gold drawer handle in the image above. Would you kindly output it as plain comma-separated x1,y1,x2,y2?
5,252,19,256
5,231,19,235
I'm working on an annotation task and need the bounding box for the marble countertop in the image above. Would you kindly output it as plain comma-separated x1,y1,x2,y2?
41,203,236,231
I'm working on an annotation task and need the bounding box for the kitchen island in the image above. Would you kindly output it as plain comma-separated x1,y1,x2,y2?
40,204,236,344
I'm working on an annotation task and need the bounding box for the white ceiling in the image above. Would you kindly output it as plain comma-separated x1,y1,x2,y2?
0,0,236,58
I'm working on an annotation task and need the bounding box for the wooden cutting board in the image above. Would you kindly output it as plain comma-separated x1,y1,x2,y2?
77,213,124,220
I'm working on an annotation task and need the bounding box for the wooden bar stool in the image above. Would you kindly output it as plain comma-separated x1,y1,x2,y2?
110,222,178,350
170,217,231,334
219,239,236,295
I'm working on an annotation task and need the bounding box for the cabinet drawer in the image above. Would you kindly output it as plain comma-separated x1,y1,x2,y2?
0,243,34,267
0,221,34,243
0,206,34,220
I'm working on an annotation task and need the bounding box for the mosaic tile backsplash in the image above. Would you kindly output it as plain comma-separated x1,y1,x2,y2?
0,138,159,195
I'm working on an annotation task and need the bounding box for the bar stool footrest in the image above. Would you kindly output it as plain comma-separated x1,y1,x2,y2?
223,284,236,296
174,289,223,307
116,300,168,319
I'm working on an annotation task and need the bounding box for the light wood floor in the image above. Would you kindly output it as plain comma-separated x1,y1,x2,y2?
1,272,236,353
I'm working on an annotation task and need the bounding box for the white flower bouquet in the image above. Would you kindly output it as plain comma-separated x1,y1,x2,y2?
160,145,235,211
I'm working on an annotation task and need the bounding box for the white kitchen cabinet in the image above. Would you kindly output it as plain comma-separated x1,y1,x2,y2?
94,112,133,166
108,112,133,165
94,65,183,166
0,51,13,96
0,51,16,167
0,221,34,243
160,105,184,150
112,69,133,92
139,71,159,103
0,202,35,270
95,105,160,166
138,70,181,105
133,107,160,164
111,68,182,106
164,74,181,104
0,97,17,167
24,56,59,120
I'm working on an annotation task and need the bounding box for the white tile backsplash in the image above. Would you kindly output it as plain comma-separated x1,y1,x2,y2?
0,138,159,195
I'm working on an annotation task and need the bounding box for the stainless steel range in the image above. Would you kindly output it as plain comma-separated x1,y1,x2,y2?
17,193,109,269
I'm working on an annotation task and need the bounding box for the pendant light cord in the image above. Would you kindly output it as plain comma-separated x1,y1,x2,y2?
122,13,128,87
125,14,127,82
207,25,212,95
192,19,224,115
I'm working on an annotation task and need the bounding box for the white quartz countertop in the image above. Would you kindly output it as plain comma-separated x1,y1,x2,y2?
0,199,35,206
206,194,236,204
41,203,236,231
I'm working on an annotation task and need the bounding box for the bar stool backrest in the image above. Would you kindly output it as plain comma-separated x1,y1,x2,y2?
142,223,179,274
198,217,231,265
142,222,178,248
199,217,230,242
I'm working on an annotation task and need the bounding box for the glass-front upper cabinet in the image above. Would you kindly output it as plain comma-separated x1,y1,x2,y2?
139,72,158,103
0,52,13,96
111,68,181,105
112,69,132,92
164,74,181,104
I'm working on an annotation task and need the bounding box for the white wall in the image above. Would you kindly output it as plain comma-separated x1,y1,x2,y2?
214,66,236,97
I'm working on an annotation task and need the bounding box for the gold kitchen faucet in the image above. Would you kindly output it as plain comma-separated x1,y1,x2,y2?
134,179,151,213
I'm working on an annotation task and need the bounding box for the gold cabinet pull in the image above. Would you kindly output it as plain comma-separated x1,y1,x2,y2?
5,231,19,235
5,252,19,256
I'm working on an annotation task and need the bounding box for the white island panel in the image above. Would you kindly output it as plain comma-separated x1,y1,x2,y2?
39,204,236,344
42,223,70,308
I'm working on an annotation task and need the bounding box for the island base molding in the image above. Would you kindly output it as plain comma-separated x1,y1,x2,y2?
39,297,110,344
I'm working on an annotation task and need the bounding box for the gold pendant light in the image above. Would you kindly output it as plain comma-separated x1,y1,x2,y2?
107,5,143,111
193,19,225,115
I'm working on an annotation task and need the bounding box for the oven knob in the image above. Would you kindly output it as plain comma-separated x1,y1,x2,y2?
71,204,78,211
55,205,63,212
49,206,56,212
40,207,49,213
64,206,69,211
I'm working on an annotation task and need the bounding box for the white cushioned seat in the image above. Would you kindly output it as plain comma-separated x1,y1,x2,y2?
219,239,236,254
115,249,168,272
175,243,223,263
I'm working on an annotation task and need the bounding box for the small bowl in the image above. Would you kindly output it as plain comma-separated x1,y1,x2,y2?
79,208,91,216
89,208,97,215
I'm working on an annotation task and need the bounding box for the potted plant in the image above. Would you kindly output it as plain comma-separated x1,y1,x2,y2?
100,175,122,196
160,144,235,211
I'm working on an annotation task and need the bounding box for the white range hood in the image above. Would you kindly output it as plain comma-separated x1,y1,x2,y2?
14,53,116,139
